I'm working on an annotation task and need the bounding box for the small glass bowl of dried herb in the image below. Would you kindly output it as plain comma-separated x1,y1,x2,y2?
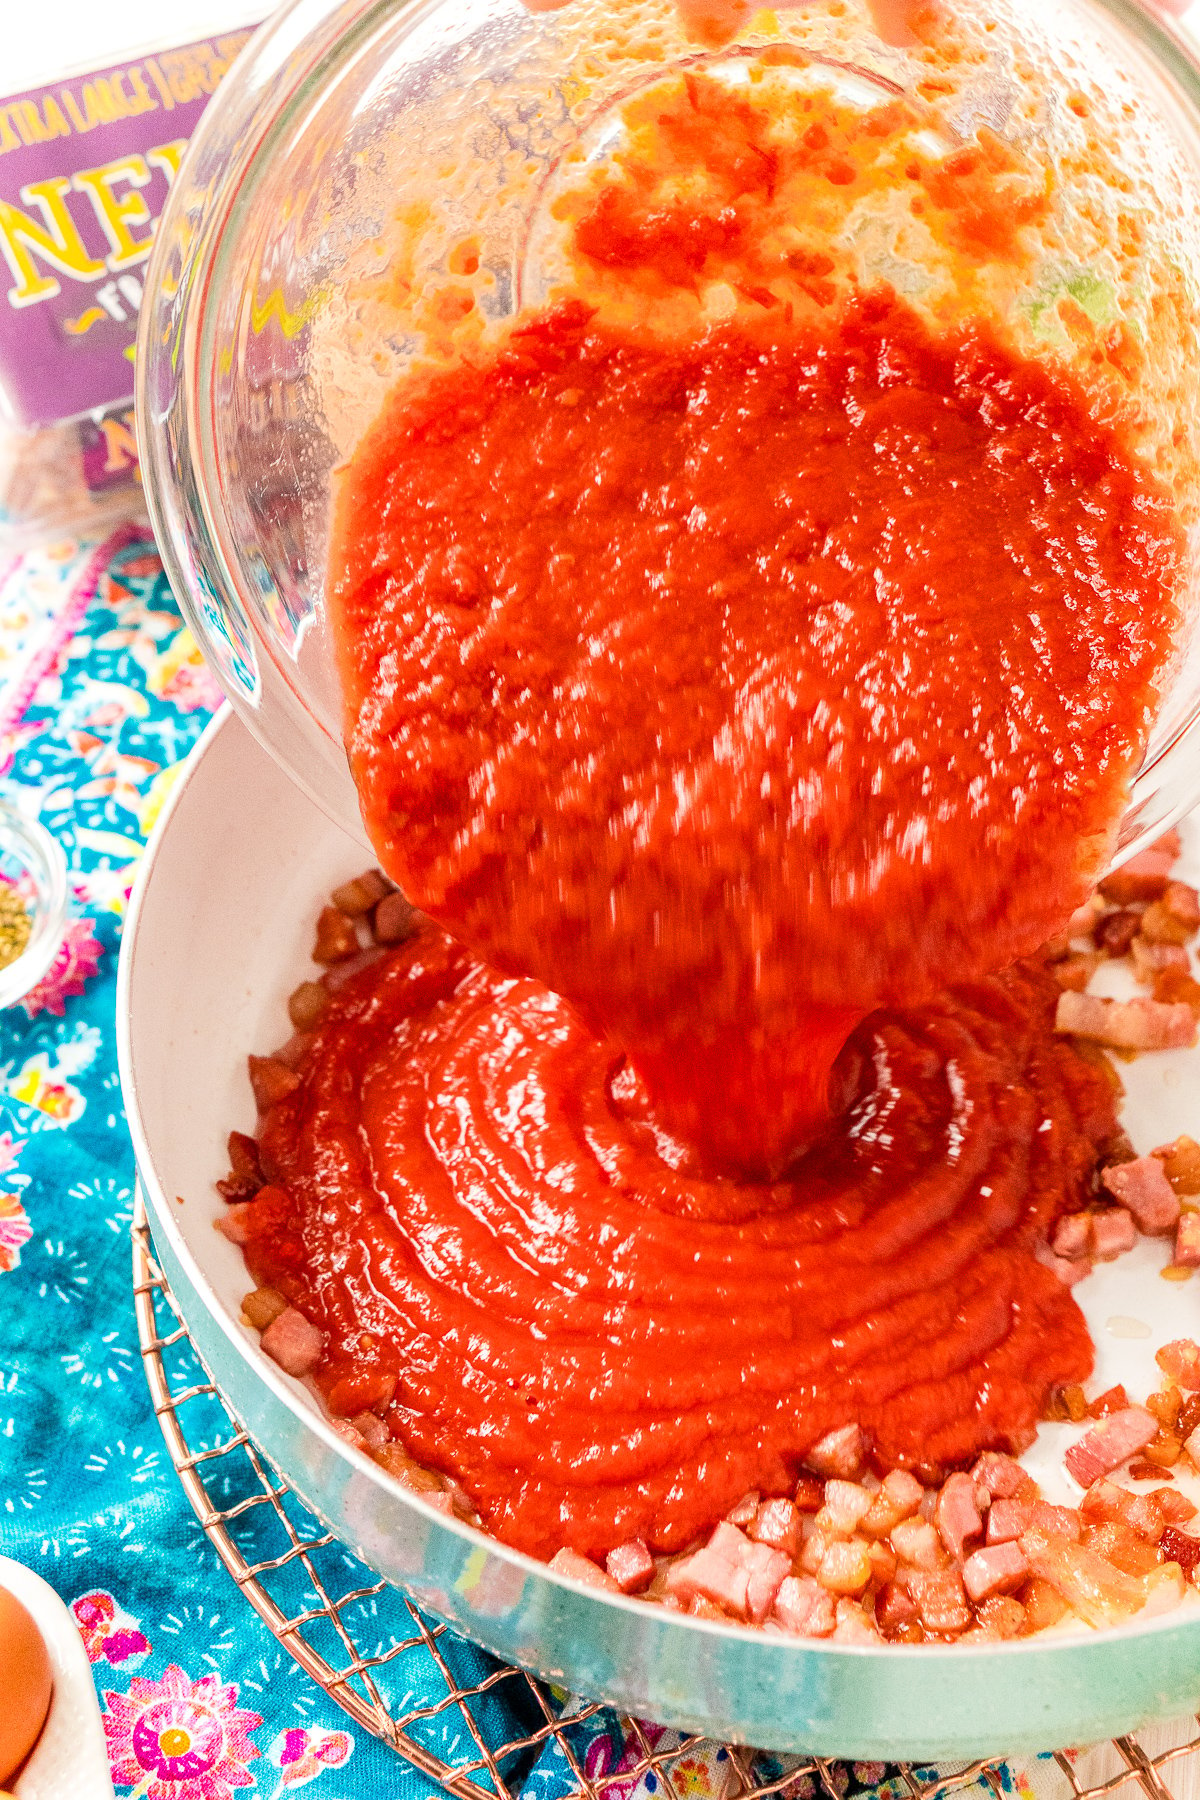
0,803,68,1009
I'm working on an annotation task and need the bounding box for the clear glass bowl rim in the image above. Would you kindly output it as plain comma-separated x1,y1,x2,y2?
136,0,1200,868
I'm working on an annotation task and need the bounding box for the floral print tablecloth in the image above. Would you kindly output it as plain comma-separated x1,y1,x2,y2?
0,525,1116,1800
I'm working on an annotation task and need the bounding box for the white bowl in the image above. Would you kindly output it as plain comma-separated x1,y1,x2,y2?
1,1555,114,1800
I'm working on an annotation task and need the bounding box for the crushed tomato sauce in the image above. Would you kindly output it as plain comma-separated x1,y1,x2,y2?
329,292,1180,1169
242,928,1117,1559
560,65,1052,309
263,74,1188,1557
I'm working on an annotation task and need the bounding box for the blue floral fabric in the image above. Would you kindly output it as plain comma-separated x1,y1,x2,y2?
0,529,442,1798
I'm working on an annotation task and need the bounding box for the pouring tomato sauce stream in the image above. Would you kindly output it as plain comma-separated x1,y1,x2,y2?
326,283,1179,1170
237,70,1186,1557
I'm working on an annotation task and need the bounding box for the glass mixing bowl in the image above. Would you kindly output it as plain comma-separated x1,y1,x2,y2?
139,0,1200,866
130,0,1200,1756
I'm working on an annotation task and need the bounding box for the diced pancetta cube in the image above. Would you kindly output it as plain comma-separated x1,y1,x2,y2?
664,1525,747,1615
1076,1520,1158,1576
963,1541,1029,1602
1095,909,1141,957
215,1203,253,1244
1146,881,1200,942
373,1443,444,1495
867,1538,897,1585
1102,1159,1181,1235
875,1579,918,1635
1092,1208,1137,1260
874,1584,921,1641
549,1549,621,1593
725,1491,760,1527
1143,1565,1188,1616
986,1498,1033,1544
1064,1407,1158,1488
1055,991,1196,1051
1142,903,1188,946
935,1472,984,1563
1153,969,1200,1010
1020,1526,1147,1627
793,1474,826,1513
664,1521,787,1622
1159,1525,1200,1576
663,1538,735,1613
970,1451,1031,1501
1175,1212,1200,1268
1123,1492,1170,1544
1153,1137,1200,1195
260,1306,324,1378
799,1528,832,1576
805,1424,865,1478
883,1469,925,1510
247,1054,301,1110
1052,1213,1092,1259
1029,1502,1081,1541
1157,1339,1200,1388
1081,1479,1183,1544
1047,1253,1091,1286
1132,938,1190,984
1157,1488,1198,1524
902,1568,971,1634
1021,1577,1069,1632
1099,851,1174,905
749,1498,801,1557
860,1469,924,1537
1129,1497,1173,1540
817,1539,872,1596
890,1518,944,1570
349,1411,389,1453
1066,895,1104,937
606,1541,655,1594
746,1544,792,1622
1054,953,1101,992
818,1480,873,1535
1080,1479,1136,1528
974,1595,1026,1639
833,1599,880,1642
772,1575,836,1638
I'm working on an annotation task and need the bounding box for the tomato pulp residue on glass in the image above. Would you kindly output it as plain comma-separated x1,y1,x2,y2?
280,73,1185,1551
554,64,1052,324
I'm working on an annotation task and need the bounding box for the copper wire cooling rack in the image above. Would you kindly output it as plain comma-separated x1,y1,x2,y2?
131,1202,1200,1800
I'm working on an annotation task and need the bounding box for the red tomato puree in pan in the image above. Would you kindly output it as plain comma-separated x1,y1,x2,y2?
244,934,1118,1557
243,75,1188,1557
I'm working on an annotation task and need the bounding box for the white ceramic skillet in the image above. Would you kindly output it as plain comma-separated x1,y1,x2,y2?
118,709,1200,1762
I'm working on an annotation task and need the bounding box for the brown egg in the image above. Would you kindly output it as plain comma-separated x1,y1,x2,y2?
0,1586,53,1784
